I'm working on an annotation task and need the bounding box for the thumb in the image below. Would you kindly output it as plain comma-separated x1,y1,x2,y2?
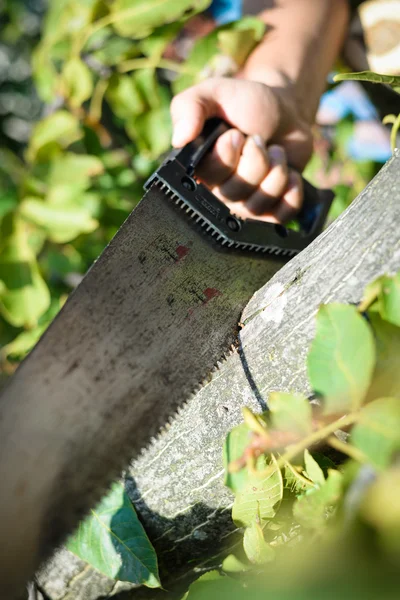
170,78,281,148
170,81,221,148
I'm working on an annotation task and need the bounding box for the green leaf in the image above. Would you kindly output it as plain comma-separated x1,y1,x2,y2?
173,17,264,94
333,71,400,93
106,74,146,120
110,0,211,38
360,468,400,549
224,423,251,494
243,521,274,565
26,111,82,163
67,481,161,587
62,57,93,108
128,86,172,158
217,17,265,66
269,392,312,437
92,36,140,66
172,28,220,94
20,198,98,244
282,463,315,496
31,47,59,103
0,219,50,328
2,324,47,359
48,153,104,192
221,554,249,573
139,22,183,58
367,314,400,401
303,450,325,487
375,274,400,327
293,469,342,529
351,397,400,469
232,455,283,527
185,571,241,600
308,304,376,414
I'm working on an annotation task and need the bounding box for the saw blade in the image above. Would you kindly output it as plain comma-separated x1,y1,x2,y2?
0,184,286,593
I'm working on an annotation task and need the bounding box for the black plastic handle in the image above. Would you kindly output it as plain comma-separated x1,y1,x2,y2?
145,118,334,256
173,118,333,234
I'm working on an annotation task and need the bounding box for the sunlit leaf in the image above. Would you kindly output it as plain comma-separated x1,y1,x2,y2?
67,482,161,587
185,571,241,600
269,392,312,437
26,111,82,163
351,397,400,469
20,197,98,243
106,74,145,119
333,71,400,93
366,315,400,401
232,455,283,527
110,0,211,38
62,57,93,108
173,17,264,93
376,274,400,327
360,468,400,551
138,21,183,58
48,153,104,191
217,17,265,66
0,218,50,328
221,554,249,573
293,470,342,529
304,450,325,487
243,521,274,565
308,304,376,414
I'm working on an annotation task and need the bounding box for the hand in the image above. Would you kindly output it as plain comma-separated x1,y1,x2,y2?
170,77,314,224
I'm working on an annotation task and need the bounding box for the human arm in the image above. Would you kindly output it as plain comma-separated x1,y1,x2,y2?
170,0,350,223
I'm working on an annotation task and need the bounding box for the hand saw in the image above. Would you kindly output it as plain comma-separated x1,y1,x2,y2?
0,119,333,596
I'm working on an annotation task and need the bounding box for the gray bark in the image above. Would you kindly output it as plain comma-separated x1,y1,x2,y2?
37,151,400,599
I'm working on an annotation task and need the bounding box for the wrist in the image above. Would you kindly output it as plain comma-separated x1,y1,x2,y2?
239,64,315,127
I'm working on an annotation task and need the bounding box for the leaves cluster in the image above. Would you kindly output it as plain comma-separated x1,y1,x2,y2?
67,273,400,596
0,0,264,368
188,271,400,598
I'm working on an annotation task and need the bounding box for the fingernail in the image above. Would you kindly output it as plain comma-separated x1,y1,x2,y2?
252,134,265,150
288,170,301,191
269,145,285,164
172,121,187,147
231,130,243,149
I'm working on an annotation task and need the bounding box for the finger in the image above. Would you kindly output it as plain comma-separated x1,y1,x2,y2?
196,129,245,187
215,135,270,201
245,145,288,215
223,170,303,224
268,170,303,224
170,84,219,148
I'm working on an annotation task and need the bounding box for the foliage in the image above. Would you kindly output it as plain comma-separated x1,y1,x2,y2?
179,271,400,598
65,272,400,595
67,482,160,587
0,0,264,370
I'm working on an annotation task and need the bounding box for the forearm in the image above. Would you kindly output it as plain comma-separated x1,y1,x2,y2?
241,0,350,123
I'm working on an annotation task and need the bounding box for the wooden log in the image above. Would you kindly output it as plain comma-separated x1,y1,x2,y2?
36,151,400,600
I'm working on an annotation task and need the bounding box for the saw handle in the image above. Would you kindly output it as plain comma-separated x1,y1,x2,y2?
174,118,334,235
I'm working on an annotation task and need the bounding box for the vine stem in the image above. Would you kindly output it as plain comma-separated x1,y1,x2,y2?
118,57,194,75
89,79,109,123
274,412,360,472
327,435,368,463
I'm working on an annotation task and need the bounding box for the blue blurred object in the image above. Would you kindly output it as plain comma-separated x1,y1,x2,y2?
210,0,242,23
319,81,378,121
318,81,392,162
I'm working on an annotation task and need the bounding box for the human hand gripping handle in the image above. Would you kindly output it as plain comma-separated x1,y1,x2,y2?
170,78,334,237
168,117,334,249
